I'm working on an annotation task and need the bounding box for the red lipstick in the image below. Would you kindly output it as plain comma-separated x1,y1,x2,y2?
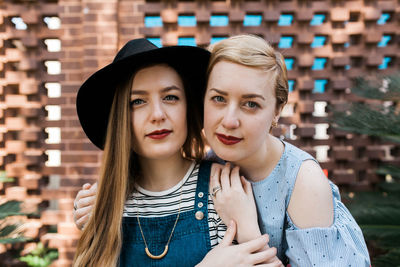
146,129,172,140
216,133,243,145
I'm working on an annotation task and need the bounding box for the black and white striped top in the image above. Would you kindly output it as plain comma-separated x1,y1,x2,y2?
123,162,226,248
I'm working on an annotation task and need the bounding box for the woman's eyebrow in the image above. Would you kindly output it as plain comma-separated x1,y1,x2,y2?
161,86,181,93
242,94,265,100
209,88,265,100
131,86,181,95
209,88,227,95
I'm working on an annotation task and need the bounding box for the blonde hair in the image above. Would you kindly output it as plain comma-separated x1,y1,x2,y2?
73,64,205,266
207,34,288,109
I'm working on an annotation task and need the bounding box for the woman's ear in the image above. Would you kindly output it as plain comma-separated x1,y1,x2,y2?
273,104,285,123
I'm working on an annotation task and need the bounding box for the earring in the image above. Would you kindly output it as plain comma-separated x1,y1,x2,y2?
271,121,278,128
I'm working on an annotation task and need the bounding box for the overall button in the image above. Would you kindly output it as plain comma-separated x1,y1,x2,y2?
198,192,204,198
195,211,204,220
197,202,204,208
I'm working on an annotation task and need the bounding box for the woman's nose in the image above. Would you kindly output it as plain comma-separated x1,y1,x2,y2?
221,106,240,129
150,101,166,123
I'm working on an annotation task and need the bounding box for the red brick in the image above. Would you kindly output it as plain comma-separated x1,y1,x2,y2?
61,154,98,163
5,117,27,131
63,16,82,24
58,222,81,236
5,140,27,153
161,9,177,24
5,186,27,200
331,8,349,22
5,95,28,107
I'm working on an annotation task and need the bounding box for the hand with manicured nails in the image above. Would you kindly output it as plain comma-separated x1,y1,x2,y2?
197,220,283,267
73,182,97,230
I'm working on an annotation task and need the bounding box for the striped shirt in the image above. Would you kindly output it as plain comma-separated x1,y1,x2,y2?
123,161,226,248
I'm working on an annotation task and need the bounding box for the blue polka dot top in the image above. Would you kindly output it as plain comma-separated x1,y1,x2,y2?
251,140,371,267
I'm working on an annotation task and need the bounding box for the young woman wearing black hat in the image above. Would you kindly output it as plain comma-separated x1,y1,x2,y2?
73,39,282,267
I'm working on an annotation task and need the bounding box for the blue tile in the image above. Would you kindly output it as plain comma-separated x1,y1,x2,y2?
145,16,163,27
378,57,392,69
314,79,328,93
288,80,295,92
178,37,196,46
279,36,293,48
244,14,262,26
312,58,327,70
278,14,293,26
178,16,196,27
210,15,229,26
310,14,325,26
285,58,295,70
311,36,326,48
210,37,227,44
147,38,162,48
378,35,391,47
377,13,390,25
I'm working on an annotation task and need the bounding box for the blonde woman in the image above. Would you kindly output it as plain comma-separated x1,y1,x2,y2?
205,35,371,266
73,38,282,267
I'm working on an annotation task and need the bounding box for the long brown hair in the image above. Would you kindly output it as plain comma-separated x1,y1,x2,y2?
73,64,205,266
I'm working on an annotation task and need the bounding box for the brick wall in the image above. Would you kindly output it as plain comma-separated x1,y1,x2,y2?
0,0,399,266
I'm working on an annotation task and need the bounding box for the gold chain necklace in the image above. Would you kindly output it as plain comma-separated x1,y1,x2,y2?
136,181,183,260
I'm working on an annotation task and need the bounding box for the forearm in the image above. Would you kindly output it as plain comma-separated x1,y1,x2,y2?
236,221,282,265
236,220,262,243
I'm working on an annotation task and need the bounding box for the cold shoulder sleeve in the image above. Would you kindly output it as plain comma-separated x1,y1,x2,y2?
284,181,371,267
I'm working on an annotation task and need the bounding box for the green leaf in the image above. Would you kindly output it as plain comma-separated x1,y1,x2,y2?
0,236,31,244
0,224,18,237
379,183,400,193
19,243,58,267
0,171,14,182
373,248,400,267
353,206,400,225
376,165,400,180
351,74,400,102
330,102,400,144
0,200,25,219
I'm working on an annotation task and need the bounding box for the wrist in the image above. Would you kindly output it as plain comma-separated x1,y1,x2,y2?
236,220,261,243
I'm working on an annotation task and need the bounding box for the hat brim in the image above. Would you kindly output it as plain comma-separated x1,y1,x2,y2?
77,45,210,150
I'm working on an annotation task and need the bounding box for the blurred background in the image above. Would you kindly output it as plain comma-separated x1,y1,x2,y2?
0,0,399,266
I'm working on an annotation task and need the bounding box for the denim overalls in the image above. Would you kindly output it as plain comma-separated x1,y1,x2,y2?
120,161,212,267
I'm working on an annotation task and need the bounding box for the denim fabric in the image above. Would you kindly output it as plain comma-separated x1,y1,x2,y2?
120,161,212,267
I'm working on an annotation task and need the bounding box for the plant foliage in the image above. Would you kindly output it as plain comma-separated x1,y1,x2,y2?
331,73,400,267
19,242,58,267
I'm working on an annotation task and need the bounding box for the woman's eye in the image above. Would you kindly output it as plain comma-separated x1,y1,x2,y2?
244,101,260,109
211,95,225,103
130,99,145,106
164,95,179,101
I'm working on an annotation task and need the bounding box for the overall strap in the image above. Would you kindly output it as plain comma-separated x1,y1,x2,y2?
194,160,211,215
194,160,212,251
196,160,212,196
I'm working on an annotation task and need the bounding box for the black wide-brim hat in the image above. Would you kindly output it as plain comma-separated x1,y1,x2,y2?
76,38,210,150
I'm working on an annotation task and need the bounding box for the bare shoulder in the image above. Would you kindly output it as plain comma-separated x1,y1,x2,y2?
287,160,334,229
